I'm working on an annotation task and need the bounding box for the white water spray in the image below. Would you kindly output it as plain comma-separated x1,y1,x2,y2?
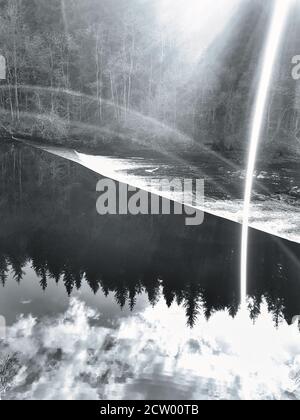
241,0,292,309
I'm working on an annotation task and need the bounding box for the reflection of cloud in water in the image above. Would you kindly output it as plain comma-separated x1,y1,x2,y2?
1,298,300,400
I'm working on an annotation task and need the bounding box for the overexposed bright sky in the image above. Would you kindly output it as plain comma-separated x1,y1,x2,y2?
157,0,241,60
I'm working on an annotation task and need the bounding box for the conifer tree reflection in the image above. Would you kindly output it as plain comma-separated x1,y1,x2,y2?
0,144,299,327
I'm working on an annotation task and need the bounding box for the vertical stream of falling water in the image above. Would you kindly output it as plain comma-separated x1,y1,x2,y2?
241,0,292,310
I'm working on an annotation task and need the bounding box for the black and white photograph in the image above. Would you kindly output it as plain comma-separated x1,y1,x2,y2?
0,0,300,402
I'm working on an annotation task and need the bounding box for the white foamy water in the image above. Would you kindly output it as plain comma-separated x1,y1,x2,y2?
37,145,300,244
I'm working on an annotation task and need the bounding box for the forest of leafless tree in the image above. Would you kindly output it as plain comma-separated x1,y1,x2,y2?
0,0,300,156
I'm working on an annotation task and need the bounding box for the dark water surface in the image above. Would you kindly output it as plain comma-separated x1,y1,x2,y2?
35,142,300,242
0,143,300,400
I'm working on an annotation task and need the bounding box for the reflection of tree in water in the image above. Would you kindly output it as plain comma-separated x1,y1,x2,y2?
0,144,300,327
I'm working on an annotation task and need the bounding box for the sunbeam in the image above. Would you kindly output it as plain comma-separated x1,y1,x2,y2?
157,0,241,60
240,0,293,309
